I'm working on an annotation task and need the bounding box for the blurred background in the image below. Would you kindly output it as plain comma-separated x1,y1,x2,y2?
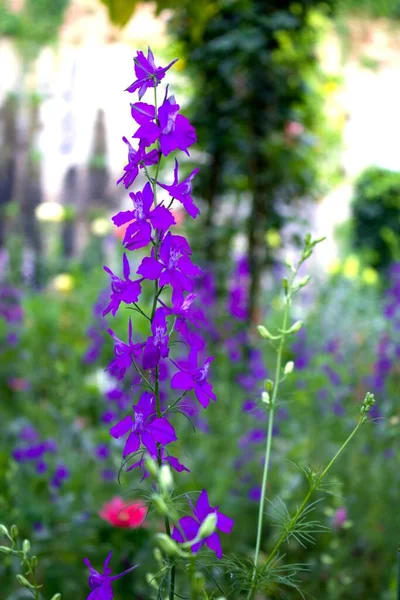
1,0,400,598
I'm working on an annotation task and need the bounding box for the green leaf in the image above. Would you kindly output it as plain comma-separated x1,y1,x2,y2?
99,0,139,27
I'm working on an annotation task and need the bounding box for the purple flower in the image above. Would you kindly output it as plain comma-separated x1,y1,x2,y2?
112,182,175,250
110,391,176,457
137,233,201,297
103,254,142,317
171,349,216,408
142,307,169,369
171,489,234,559
107,319,144,380
158,160,200,218
126,46,178,99
117,138,159,189
95,444,110,461
84,551,138,600
163,291,204,349
51,464,69,488
132,95,196,156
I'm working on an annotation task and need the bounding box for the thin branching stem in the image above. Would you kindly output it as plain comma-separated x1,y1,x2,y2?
264,416,365,570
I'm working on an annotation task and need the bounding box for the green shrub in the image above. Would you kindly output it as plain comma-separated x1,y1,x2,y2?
351,166,400,271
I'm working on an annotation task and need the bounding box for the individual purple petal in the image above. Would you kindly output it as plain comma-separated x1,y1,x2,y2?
137,256,163,280
217,512,234,534
110,415,133,439
149,417,177,445
171,371,194,391
195,489,211,521
205,532,223,559
123,432,140,457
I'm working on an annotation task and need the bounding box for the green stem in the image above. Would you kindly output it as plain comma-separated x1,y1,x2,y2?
189,555,197,600
148,78,175,600
247,277,292,600
264,416,365,570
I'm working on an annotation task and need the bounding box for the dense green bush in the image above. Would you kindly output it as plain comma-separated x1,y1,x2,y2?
351,166,400,271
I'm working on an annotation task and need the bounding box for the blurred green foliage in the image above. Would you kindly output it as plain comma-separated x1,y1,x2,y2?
0,0,68,58
351,166,400,271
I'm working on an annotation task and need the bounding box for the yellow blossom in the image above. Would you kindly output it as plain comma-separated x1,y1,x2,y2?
52,273,74,293
343,255,360,279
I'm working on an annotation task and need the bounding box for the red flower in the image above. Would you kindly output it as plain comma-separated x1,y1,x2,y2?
99,496,147,528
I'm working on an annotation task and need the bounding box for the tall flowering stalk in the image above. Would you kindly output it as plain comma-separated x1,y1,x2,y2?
99,47,233,599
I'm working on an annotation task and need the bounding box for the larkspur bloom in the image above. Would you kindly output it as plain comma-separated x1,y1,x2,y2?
162,291,205,349
103,254,142,317
109,391,176,457
142,307,170,369
171,349,216,408
117,137,159,189
112,182,175,250
172,489,234,559
84,551,138,600
126,47,178,99
131,94,196,156
137,232,202,298
107,319,144,380
158,159,200,218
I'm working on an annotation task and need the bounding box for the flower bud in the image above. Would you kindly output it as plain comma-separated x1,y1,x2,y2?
257,326,279,340
198,512,217,540
288,320,303,334
10,525,18,540
192,571,206,593
0,546,13,554
22,539,30,555
261,391,270,405
155,533,186,557
298,275,311,289
50,594,62,600
144,456,159,478
151,494,169,515
264,379,274,392
0,524,9,537
284,361,294,375
153,548,163,564
159,465,173,493
16,574,34,588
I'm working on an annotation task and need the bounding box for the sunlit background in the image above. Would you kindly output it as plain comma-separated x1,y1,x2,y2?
1,0,400,598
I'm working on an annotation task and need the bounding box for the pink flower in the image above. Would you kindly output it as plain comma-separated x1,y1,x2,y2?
99,496,147,528
333,507,347,529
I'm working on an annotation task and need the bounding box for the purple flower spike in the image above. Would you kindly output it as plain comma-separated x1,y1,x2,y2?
126,46,178,99
110,391,176,458
103,254,142,317
117,138,159,189
112,182,175,250
158,160,200,218
171,349,216,408
107,319,144,380
142,307,170,369
172,489,234,559
84,551,138,600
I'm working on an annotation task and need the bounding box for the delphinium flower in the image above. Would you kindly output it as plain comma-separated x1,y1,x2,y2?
172,490,234,559
110,391,176,457
96,46,234,598
84,551,138,600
